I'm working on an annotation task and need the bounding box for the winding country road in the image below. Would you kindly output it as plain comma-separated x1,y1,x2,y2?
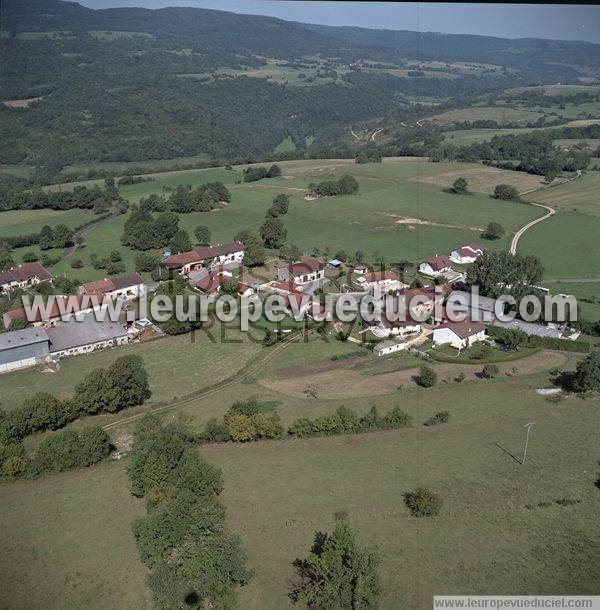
509,202,555,255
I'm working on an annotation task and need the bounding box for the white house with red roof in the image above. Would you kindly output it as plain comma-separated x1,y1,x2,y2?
433,320,486,349
356,270,408,294
277,257,324,285
79,272,145,300
0,262,52,292
450,242,486,264
418,255,454,278
163,241,244,274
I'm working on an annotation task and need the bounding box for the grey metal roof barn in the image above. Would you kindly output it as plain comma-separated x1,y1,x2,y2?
0,327,50,367
46,315,128,353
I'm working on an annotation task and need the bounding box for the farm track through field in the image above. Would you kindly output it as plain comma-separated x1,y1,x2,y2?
101,330,308,432
509,202,555,255
61,212,120,259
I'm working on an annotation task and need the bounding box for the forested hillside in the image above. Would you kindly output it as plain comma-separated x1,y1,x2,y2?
1,0,599,171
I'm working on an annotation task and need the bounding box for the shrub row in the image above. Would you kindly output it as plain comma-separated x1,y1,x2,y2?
488,325,590,353
288,405,412,439
1,426,111,479
127,415,251,609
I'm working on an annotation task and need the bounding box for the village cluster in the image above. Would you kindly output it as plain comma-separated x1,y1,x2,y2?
0,239,578,373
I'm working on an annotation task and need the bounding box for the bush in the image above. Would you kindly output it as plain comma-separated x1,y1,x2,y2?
70,258,84,269
404,488,443,517
424,411,450,426
455,372,466,383
417,364,437,387
28,427,111,476
22,251,39,263
482,364,499,378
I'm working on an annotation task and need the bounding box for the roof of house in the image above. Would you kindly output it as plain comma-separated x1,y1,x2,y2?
4,294,103,325
163,241,244,269
270,280,302,294
45,315,128,353
193,273,227,293
493,318,562,339
0,327,49,352
80,273,143,295
0,262,52,286
447,290,498,313
283,292,312,312
422,255,452,271
238,283,253,295
455,242,486,257
436,320,486,339
285,257,324,276
364,270,399,283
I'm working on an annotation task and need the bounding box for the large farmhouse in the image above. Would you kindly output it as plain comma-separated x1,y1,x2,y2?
163,242,244,274
433,320,486,349
277,257,325,286
45,315,130,358
0,262,52,292
79,272,145,300
356,270,407,294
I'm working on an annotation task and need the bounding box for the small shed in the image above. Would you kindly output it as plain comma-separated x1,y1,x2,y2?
327,259,343,269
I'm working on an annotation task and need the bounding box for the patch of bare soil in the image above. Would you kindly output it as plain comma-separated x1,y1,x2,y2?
259,350,565,399
3,96,43,108
277,356,366,379
376,212,483,232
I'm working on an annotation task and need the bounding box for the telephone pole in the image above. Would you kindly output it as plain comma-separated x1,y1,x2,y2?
522,422,535,465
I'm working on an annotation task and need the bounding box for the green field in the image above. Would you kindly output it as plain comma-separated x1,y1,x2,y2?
529,173,600,216
425,106,546,126
0,327,264,410
519,211,600,278
542,280,600,321
0,208,95,239
1,367,598,609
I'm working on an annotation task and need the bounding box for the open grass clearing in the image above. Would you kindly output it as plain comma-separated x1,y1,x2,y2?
0,326,264,411
423,106,546,126
519,211,600,278
0,208,95,239
408,165,563,195
529,172,600,216
2,367,598,609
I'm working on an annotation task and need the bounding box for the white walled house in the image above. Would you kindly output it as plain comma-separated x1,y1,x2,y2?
373,337,406,357
419,255,453,278
0,262,52,292
433,321,487,349
358,270,407,294
163,242,244,274
79,273,145,300
450,243,486,264
277,257,325,285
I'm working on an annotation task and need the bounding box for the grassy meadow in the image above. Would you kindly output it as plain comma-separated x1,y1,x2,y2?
1,365,598,610
529,172,600,216
0,208,95,239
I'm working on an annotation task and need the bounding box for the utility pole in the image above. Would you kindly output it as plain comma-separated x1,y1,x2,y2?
522,422,535,465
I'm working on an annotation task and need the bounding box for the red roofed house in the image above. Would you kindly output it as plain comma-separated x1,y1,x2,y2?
193,271,233,295
433,320,486,349
357,270,407,293
0,262,52,292
277,257,324,286
419,255,453,278
450,242,486,264
3,294,103,329
79,272,145,300
163,241,244,274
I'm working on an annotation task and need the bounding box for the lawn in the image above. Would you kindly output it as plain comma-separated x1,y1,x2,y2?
0,208,95,239
528,173,600,217
2,372,597,609
519,211,600,279
0,325,264,410
22,159,543,283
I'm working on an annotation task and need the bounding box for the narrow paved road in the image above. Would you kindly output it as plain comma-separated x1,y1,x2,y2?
509,202,555,255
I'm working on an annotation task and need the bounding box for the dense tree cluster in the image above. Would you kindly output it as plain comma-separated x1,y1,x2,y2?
243,164,281,182
127,414,252,609
122,207,192,251
308,174,359,197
